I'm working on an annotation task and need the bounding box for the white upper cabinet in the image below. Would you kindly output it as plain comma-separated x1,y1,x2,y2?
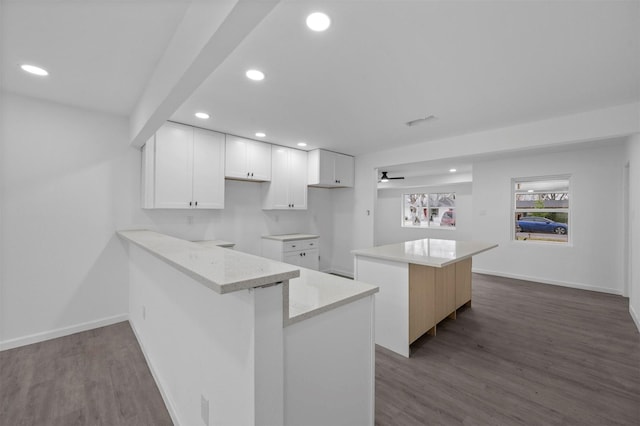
308,149,354,188
142,122,225,209
225,135,271,181
263,146,308,210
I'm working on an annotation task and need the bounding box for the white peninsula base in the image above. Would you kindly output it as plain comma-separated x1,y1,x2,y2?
120,230,377,426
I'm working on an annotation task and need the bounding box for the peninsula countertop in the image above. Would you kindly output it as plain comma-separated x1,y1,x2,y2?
119,230,378,324
262,233,319,242
352,238,498,268
118,230,299,294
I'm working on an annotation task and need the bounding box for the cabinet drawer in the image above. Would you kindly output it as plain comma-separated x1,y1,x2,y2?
283,239,319,252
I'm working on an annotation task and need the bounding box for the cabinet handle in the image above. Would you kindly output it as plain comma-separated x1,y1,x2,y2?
303,252,306,256
189,201,192,206
251,172,254,177
299,253,303,257
195,201,198,207
247,172,250,177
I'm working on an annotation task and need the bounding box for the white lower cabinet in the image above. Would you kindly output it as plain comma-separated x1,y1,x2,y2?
142,122,225,209
261,235,320,271
262,146,308,210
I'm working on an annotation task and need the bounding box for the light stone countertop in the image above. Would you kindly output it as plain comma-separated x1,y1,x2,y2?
118,230,299,294
119,230,379,325
286,269,378,326
261,233,319,241
193,240,235,248
352,238,498,267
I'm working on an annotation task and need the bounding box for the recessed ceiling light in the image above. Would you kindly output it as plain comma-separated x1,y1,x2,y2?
195,112,210,119
20,64,48,76
255,132,266,138
306,12,331,31
449,168,457,173
527,189,534,193
297,142,307,147
246,69,265,81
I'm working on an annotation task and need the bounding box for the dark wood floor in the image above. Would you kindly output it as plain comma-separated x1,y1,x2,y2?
1,275,638,426
376,274,640,426
0,322,172,426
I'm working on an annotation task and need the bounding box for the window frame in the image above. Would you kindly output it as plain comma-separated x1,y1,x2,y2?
511,175,572,246
401,192,456,230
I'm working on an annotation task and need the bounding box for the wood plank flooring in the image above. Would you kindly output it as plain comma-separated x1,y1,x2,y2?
376,274,640,426
0,322,172,426
1,274,638,425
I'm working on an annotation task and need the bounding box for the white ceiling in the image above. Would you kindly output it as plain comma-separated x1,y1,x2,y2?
1,0,190,115
2,0,639,155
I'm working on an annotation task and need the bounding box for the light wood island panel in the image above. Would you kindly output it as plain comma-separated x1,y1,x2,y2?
409,258,472,343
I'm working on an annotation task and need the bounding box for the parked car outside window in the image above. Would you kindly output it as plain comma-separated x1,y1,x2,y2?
440,209,455,226
517,216,568,235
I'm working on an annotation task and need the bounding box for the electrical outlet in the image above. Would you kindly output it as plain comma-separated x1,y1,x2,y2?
142,305,146,320
201,395,209,425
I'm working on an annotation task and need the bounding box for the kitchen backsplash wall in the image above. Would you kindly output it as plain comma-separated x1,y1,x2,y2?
136,179,335,271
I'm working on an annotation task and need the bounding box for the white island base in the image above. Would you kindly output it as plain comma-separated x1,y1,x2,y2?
354,238,497,358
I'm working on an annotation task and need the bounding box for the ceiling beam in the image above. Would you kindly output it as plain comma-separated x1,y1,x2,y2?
129,0,280,148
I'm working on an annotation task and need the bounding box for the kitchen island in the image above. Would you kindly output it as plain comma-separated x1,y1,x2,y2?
353,238,497,357
119,230,377,426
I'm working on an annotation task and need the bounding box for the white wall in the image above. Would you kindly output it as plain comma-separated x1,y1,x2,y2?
1,93,134,347
331,102,640,278
0,93,335,348
472,143,626,294
375,183,472,246
627,133,640,330
137,183,334,272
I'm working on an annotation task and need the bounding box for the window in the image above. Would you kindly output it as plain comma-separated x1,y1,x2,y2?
513,176,570,243
402,193,456,229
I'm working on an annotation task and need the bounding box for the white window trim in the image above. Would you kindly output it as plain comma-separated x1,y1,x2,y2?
511,174,573,246
401,192,457,230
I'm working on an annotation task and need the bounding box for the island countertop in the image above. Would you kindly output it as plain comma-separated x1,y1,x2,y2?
352,238,498,268
118,230,299,294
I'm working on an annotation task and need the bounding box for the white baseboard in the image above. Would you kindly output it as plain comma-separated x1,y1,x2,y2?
129,320,181,426
630,304,640,334
0,313,129,352
472,268,623,296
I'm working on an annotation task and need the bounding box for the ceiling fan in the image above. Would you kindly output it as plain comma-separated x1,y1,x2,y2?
379,171,405,183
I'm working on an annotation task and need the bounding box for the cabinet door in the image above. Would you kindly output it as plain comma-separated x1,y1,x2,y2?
247,140,272,181
192,128,225,209
455,258,472,308
318,149,336,185
283,251,303,267
434,264,456,323
334,153,354,187
288,148,308,209
225,135,248,179
299,248,319,270
154,122,193,208
268,146,291,209
409,264,436,343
